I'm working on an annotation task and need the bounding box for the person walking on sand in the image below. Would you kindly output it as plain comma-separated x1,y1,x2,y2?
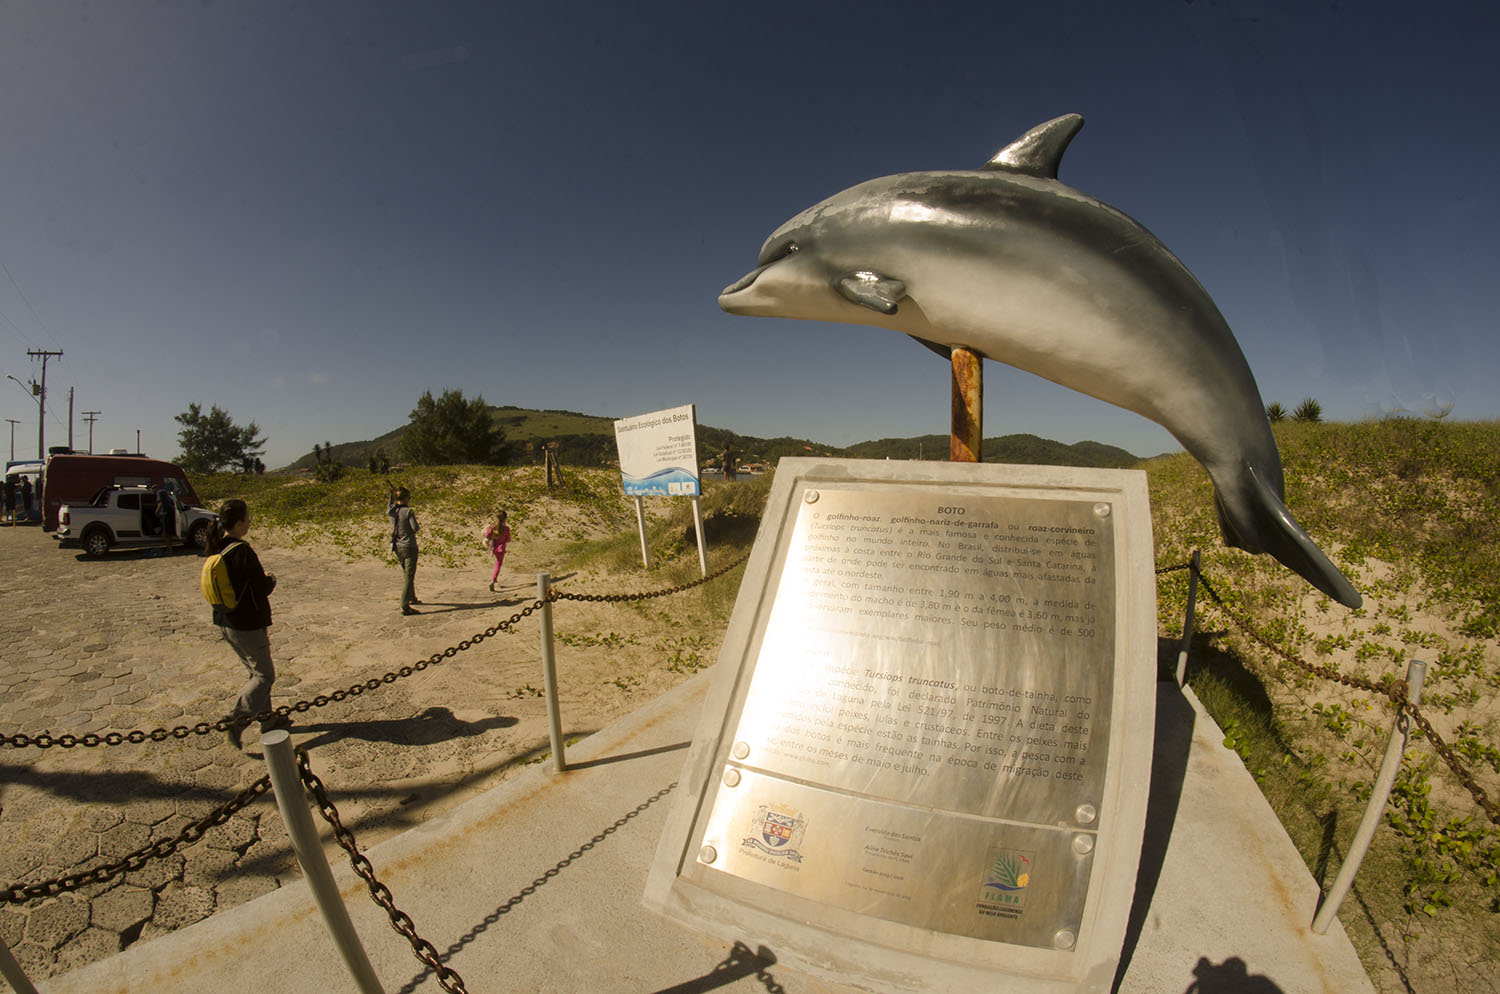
388,485,421,615
206,499,288,749
483,510,511,592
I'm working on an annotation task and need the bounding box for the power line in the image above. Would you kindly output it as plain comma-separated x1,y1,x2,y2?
0,256,61,349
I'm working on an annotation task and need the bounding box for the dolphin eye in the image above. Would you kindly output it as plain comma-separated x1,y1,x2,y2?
759,240,799,266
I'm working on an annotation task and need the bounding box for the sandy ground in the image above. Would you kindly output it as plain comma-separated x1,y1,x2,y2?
0,515,722,986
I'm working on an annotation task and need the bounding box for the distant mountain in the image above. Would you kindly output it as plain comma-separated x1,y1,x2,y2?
278,406,1143,472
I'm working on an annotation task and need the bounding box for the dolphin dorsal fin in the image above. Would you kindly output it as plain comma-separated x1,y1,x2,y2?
984,114,1085,178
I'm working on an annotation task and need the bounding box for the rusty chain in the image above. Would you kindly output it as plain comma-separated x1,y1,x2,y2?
2,774,272,905
296,748,469,994
1192,570,1500,828
2,557,750,752
552,551,750,604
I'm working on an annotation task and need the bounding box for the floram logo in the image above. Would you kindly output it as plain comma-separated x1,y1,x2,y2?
977,849,1034,918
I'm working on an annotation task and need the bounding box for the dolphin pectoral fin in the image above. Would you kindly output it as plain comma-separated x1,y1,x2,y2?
1224,463,1362,609
984,114,1085,179
905,334,955,359
836,271,906,315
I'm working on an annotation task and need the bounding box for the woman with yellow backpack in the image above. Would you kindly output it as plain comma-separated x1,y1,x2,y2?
201,498,287,749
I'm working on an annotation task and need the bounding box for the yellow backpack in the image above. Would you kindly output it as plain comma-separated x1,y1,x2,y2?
201,541,245,610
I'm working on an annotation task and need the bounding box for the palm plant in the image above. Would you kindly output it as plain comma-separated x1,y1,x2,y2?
1292,398,1323,423
1265,402,1288,423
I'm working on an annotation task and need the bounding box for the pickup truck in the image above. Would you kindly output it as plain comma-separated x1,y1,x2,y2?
56,486,218,557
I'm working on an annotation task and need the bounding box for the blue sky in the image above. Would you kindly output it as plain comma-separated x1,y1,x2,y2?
1,1,1494,469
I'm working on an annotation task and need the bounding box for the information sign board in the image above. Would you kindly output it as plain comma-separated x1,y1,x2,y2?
614,404,700,497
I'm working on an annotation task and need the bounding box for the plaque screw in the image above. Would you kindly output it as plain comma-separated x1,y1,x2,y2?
732,741,751,760
723,768,741,787
1072,834,1095,855
804,490,820,504
1093,502,1111,518
699,845,718,864
1053,929,1077,950
1075,803,1097,825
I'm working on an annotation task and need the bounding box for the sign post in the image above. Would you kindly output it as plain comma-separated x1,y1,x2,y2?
613,404,706,575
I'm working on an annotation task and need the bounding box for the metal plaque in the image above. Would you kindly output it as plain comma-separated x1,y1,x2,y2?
647,459,1156,994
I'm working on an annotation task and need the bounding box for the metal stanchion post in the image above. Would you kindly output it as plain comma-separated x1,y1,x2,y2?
1311,659,1428,934
1174,549,1201,686
0,935,41,994
537,572,567,772
261,731,386,994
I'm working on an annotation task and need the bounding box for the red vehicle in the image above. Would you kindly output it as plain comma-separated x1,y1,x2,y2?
41,453,204,532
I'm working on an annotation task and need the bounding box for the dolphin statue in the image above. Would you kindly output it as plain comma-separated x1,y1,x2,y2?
719,113,1361,608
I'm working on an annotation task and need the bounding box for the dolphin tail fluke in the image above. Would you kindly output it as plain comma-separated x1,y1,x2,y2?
1216,463,1362,609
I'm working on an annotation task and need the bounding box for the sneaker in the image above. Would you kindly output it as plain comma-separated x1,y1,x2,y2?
402,607,420,615
410,597,423,605
488,582,495,592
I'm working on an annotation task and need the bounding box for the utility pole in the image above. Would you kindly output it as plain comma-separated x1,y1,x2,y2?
136,428,141,453
82,411,101,454
5,419,18,461
67,386,74,450
26,350,62,458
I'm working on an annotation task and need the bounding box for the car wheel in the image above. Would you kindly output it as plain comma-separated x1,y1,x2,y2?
81,528,112,558
188,519,210,550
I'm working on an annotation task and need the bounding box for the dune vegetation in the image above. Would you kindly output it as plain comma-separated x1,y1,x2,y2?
198,419,1499,993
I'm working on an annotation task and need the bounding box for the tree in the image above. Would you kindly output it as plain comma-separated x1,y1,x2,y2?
1265,402,1288,423
175,403,266,474
1292,397,1324,423
400,389,510,465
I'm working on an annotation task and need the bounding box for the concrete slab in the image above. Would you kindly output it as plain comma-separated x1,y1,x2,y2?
41,673,1375,994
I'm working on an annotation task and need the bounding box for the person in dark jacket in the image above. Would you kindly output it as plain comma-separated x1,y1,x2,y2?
205,499,286,749
388,485,421,615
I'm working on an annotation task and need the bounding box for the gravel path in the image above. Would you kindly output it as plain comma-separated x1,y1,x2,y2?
0,519,710,986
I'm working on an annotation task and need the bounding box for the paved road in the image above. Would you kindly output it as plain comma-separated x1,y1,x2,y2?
0,519,667,987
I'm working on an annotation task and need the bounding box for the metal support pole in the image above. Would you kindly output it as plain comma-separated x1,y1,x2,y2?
0,934,41,994
261,731,385,994
1311,659,1428,934
633,495,652,569
1174,549,1202,686
537,572,567,772
950,346,982,462
691,494,708,578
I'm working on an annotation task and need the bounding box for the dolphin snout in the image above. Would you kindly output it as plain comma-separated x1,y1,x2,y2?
720,263,769,297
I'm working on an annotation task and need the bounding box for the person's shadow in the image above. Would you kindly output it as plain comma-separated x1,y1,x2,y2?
274,706,517,750
1183,956,1286,993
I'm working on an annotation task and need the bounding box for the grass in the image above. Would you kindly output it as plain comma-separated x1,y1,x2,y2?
1153,419,1500,990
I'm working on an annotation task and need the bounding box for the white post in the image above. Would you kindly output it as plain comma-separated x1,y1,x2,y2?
261,731,386,994
1311,659,1428,934
691,494,708,578
1174,549,1201,686
537,572,567,772
633,495,652,569
0,935,41,994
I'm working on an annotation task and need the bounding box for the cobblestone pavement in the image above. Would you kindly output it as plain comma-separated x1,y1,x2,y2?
0,520,685,988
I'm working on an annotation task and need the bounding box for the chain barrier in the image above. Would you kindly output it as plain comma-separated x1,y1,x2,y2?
2,554,751,752
1183,567,1500,828
296,748,469,994
552,551,750,604
2,775,272,906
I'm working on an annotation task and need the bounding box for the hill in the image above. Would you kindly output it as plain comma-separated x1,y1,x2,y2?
277,405,1144,473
